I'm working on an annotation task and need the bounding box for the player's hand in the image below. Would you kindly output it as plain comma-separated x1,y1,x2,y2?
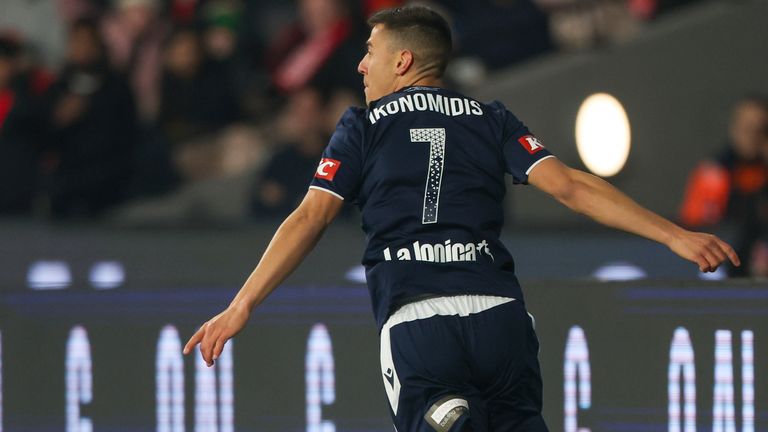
667,230,740,273
183,303,250,367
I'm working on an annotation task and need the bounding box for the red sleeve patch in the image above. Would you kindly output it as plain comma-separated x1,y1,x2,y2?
518,135,545,154
314,158,341,181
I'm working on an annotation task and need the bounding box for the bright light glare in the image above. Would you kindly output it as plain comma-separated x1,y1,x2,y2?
575,93,631,177
698,266,726,281
593,262,646,281
89,261,125,289
27,260,71,290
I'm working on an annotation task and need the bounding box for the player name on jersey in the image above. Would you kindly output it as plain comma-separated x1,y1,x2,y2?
369,92,484,125
382,239,494,263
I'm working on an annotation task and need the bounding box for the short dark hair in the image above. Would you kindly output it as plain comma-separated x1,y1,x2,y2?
367,6,452,77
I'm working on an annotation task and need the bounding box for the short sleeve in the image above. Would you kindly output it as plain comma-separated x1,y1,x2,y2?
309,107,364,201
497,105,556,184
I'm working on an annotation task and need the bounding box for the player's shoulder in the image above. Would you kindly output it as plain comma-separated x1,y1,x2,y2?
484,99,516,119
333,106,367,136
329,106,366,149
483,99,528,131
337,106,367,128
484,99,507,112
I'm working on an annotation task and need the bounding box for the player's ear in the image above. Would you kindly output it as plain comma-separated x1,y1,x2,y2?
395,49,414,76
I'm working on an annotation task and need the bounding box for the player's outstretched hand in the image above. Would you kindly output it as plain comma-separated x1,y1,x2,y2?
183,303,250,367
667,230,740,273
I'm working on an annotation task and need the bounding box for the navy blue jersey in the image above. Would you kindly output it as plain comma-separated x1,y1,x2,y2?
310,86,555,329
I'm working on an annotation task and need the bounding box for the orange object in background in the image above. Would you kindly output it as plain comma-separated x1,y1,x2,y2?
679,162,731,227
732,162,768,195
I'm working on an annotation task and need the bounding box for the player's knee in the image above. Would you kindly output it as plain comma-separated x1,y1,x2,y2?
424,395,472,432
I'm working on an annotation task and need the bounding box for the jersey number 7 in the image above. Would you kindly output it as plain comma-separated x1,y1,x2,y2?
410,128,446,224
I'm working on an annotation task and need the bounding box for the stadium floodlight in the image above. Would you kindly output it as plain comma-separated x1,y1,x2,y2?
575,93,632,177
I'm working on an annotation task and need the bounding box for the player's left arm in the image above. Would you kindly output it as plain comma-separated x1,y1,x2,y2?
527,157,740,272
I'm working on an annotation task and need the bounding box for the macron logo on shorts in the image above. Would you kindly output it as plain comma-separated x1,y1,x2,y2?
315,158,341,181
518,135,545,154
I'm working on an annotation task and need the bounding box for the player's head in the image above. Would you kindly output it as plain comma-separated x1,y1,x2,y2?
358,6,452,104
730,94,768,160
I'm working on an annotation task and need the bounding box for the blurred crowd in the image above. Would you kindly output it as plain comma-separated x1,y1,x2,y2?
0,0,375,221
0,0,705,223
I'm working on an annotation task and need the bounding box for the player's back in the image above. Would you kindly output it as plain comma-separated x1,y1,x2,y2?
311,86,554,327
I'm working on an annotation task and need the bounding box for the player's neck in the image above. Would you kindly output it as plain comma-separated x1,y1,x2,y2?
396,74,443,92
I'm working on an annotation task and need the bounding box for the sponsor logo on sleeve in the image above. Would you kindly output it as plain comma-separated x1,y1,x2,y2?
518,135,545,154
314,158,341,181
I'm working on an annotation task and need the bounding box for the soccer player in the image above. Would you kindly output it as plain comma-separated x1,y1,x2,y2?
184,6,740,431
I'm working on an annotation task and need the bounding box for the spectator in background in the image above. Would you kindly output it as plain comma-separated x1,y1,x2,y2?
679,95,768,276
537,0,640,51
250,87,328,218
45,18,137,218
265,0,365,95
200,0,252,113
732,104,768,277
680,96,768,227
0,36,48,215
158,26,240,180
201,1,241,74
101,0,168,122
170,0,197,23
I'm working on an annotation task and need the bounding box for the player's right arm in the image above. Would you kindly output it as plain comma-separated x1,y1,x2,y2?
183,188,344,366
